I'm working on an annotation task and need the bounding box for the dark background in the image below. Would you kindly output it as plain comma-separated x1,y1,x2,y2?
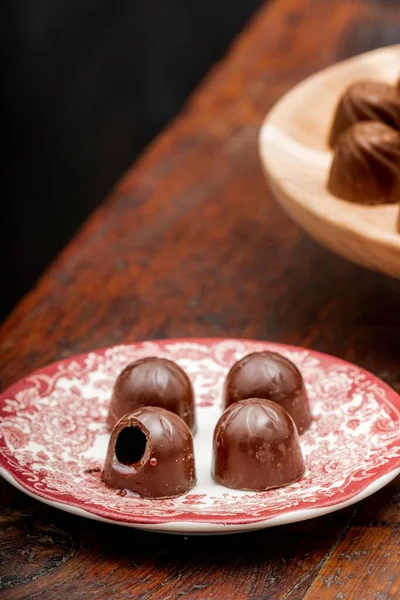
2,0,262,320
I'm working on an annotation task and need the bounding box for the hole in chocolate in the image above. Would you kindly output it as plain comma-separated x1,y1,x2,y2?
115,426,147,466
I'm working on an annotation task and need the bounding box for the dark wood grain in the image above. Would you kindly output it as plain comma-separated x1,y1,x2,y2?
1,0,400,598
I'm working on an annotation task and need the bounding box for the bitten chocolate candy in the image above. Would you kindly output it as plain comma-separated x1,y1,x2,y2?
328,121,400,205
212,398,305,491
107,357,196,432
102,407,196,498
223,351,312,434
328,81,400,148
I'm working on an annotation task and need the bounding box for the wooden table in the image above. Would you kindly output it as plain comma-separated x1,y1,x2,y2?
1,0,399,598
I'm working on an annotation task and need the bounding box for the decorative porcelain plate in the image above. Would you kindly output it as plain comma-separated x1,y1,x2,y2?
1,339,399,534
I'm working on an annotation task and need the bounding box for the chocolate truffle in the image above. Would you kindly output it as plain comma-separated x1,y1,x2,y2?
223,351,312,434
328,121,400,205
212,398,305,491
102,407,196,498
328,81,400,148
107,357,196,432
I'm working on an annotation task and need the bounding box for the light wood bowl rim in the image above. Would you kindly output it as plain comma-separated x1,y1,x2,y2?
259,44,400,274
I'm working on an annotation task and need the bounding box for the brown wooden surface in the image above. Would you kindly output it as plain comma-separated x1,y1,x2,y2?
1,0,400,598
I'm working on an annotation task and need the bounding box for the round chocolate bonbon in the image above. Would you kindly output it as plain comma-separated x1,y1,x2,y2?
212,398,305,491
328,121,400,205
102,407,196,498
107,357,196,432
223,351,312,434
328,80,400,148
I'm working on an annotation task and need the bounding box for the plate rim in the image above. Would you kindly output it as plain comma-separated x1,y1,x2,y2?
1,337,399,534
1,464,398,534
1,337,399,402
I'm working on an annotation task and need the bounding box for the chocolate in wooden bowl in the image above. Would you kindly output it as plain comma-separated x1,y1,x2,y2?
259,45,400,278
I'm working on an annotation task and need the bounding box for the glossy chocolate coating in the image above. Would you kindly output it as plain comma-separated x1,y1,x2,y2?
328,81,400,148
212,398,305,491
107,357,196,432
328,121,400,205
102,407,196,498
223,351,312,433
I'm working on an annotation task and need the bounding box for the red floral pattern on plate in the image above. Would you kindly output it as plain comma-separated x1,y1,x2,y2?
0,339,399,528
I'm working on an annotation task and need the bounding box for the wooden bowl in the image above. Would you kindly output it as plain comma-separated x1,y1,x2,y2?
259,45,400,278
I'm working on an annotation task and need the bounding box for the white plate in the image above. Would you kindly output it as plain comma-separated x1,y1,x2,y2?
1,338,399,534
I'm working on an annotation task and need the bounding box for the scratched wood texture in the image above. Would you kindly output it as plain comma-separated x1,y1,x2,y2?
1,0,400,598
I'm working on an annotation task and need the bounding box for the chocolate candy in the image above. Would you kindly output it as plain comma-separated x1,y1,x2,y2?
223,351,312,434
102,407,196,498
328,121,400,205
107,357,196,432
328,81,400,148
212,398,305,491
